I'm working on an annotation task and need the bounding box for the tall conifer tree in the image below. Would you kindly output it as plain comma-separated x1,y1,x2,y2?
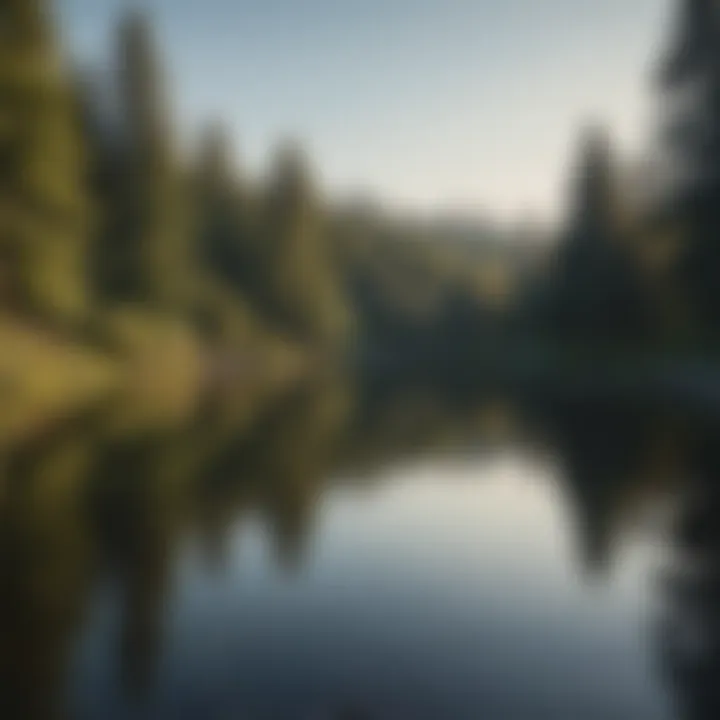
0,0,89,325
544,126,649,341
263,143,350,344
659,0,720,333
115,10,190,311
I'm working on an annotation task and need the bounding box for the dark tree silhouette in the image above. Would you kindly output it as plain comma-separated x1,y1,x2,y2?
540,126,651,345
111,10,191,311
659,0,720,337
658,426,720,720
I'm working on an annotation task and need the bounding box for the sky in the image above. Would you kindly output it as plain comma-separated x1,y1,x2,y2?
55,0,675,224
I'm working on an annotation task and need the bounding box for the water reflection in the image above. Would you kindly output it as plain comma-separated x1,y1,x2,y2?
657,422,720,720
0,375,717,718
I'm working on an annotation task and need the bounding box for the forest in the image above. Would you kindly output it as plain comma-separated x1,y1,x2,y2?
2,0,720,440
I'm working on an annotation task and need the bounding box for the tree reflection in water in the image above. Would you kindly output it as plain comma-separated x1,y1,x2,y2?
0,375,710,719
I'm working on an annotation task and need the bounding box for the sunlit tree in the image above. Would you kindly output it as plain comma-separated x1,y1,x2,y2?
0,0,89,326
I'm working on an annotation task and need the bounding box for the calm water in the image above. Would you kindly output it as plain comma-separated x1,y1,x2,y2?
1,377,716,719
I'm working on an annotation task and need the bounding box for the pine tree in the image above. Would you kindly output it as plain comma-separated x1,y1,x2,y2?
661,0,718,86
189,122,268,342
262,142,351,344
194,122,255,279
543,125,649,343
659,0,720,334
0,0,89,326
567,126,617,243
114,10,190,311
196,123,236,200
72,68,124,312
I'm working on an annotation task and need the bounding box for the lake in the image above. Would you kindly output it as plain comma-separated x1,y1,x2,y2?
0,375,713,719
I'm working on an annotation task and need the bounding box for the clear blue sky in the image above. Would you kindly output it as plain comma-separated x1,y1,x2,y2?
55,0,674,223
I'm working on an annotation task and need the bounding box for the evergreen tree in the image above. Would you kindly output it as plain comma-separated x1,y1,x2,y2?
72,68,122,316
189,122,268,343
542,125,650,343
0,0,89,326
661,0,718,86
659,0,720,335
261,142,351,345
113,10,190,311
194,123,257,295
196,123,237,201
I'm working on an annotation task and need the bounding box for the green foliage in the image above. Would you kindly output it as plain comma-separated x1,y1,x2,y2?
193,132,354,347
8,0,717,388
259,144,352,344
0,0,89,327
0,1,530,373
113,11,191,312
191,123,271,341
